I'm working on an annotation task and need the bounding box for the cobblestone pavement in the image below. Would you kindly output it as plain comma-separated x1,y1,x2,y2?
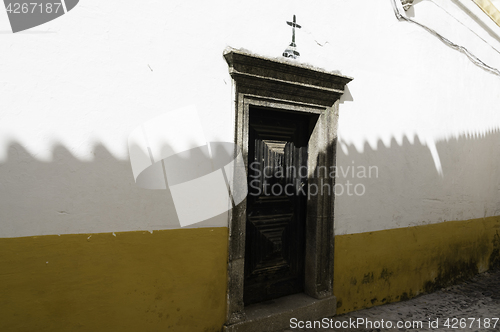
283,268,500,332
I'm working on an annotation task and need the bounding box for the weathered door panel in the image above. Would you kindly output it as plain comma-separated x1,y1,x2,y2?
244,107,311,305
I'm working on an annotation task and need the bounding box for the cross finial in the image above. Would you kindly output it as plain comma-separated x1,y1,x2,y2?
283,15,301,59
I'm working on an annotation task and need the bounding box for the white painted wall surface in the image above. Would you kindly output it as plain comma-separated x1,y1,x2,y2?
0,0,499,238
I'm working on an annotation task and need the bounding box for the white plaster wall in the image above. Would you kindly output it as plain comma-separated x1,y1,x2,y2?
331,0,500,234
0,0,499,237
0,0,237,237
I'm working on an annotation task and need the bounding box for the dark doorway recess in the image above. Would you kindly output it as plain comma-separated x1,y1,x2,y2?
244,107,319,305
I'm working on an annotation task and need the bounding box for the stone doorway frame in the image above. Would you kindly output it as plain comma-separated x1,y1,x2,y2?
223,49,352,332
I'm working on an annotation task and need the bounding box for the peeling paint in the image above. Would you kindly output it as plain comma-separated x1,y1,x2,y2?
362,272,374,284
489,231,500,269
334,216,500,313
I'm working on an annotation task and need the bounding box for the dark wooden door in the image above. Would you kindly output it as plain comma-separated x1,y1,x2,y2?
244,107,312,305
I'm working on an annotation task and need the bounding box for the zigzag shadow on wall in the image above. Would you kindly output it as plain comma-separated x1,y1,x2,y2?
334,128,500,234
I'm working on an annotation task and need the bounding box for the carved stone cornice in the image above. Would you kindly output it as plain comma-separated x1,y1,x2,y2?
224,48,353,107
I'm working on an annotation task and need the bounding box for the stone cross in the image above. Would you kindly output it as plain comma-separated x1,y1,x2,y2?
283,15,301,59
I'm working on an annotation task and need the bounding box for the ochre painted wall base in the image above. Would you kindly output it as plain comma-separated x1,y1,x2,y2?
0,228,228,332
334,216,500,313
1,217,499,330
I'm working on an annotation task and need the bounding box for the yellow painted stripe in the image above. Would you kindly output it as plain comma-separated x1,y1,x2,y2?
0,228,228,332
334,216,500,313
2,217,499,329
473,0,500,27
